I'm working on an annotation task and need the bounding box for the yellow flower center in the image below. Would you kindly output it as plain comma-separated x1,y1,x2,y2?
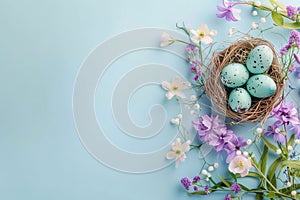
238,161,244,167
175,150,181,155
198,32,205,39
172,86,179,91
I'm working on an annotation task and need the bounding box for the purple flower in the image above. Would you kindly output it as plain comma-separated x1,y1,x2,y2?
290,125,300,138
193,186,199,191
212,128,234,152
280,30,300,55
193,175,201,183
224,135,247,163
181,177,192,190
216,0,241,22
271,100,300,126
287,6,298,19
230,183,241,194
264,121,285,143
186,44,199,55
224,194,232,200
204,185,210,194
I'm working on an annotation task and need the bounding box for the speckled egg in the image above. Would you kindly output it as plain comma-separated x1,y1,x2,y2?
220,63,249,88
246,74,277,98
246,45,274,74
228,88,252,113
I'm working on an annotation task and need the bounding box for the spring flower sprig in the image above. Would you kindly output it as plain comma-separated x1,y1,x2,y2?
217,0,300,29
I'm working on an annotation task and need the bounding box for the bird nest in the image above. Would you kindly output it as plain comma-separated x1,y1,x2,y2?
205,38,284,123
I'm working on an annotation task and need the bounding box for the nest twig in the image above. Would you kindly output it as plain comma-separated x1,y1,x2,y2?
205,38,284,124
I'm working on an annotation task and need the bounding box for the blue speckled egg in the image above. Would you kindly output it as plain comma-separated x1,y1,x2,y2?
246,74,277,98
221,63,249,88
246,45,274,74
228,88,252,113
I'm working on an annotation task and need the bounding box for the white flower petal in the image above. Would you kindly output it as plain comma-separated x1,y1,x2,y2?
201,36,212,44
166,151,176,159
161,81,171,90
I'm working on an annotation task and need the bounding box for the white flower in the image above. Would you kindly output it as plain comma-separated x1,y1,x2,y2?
247,139,252,145
287,182,292,187
194,104,200,110
276,149,282,155
190,110,195,115
236,150,242,156
252,10,258,16
166,138,191,168
171,118,180,125
228,155,252,177
256,128,263,134
190,95,196,101
260,17,266,23
184,105,190,110
291,190,297,196
207,173,211,178
243,151,249,156
190,24,216,44
201,169,208,175
160,32,174,47
296,139,300,144
208,166,214,172
205,177,209,181
275,128,281,133
228,27,235,37
214,162,219,168
251,22,259,29
177,114,182,119
288,145,293,151
162,76,190,100
255,1,261,6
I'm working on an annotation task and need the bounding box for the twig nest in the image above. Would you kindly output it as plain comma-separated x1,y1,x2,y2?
205,38,284,123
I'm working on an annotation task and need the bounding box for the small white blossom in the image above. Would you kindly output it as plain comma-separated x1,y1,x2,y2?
295,139,300,144
166,138,191,168
177,114,182,119
291,190,297,196
286,182,292,187
160,32,174,47
236,150,242,156
251,153,255,158
276,149,282,155
255,1,261,6
247,139,252,145
260,17,266,23
184,105,190,110
190,110,195,115
162,76,190,100
208,166,214,172
201,169,208,175
252,10,258,16
194,104,200,110
171,118,180,125
205,177,209,181
275,128,281,133
190,95,196,101
207,173,211,178
288,145,293,151
243,151,249,156
251,22,259,29
256,128,263,134
214,162,219,168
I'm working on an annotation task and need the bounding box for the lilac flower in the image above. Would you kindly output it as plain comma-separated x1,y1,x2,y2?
230,183,241,194
193,186,199,191
216,0,241,22
204,185,210,194
186,44,199,55
271,100,300,126
211,129,234,152
280,30,300,55
193,175,200,183
290,125,300,138
225,135,247,163
286,6,298,19
263,121,285,143
224,194,232,200
181,177,192,190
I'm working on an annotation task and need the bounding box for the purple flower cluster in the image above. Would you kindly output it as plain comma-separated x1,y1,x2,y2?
264,100,300,142
224,194,232,200
181,177,192,190
186,44,202,81
230,183,241,194
193,115,246,162
286,6,300,19
204,185,210,194
280,30,300,55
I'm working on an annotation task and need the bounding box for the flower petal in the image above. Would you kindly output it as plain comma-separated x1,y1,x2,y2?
161,81,171,90
166,151,176,159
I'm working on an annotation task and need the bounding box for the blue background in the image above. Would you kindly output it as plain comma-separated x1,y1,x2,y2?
0,0,297,199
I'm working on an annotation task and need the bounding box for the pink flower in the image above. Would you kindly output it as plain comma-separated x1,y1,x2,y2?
166,138,191,168
228,155,252,177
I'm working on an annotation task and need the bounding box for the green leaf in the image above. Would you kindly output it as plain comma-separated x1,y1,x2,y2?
267,157,281,189
266,192,277,198
281,160,300,170
217,175,231,188
190,191,208,195
272,11,284,26
247,172,260,178
281,22,300,29
259,145,268,175
269,0,286,10
262,137,277,151
255,193,263,200
288,134,295,147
